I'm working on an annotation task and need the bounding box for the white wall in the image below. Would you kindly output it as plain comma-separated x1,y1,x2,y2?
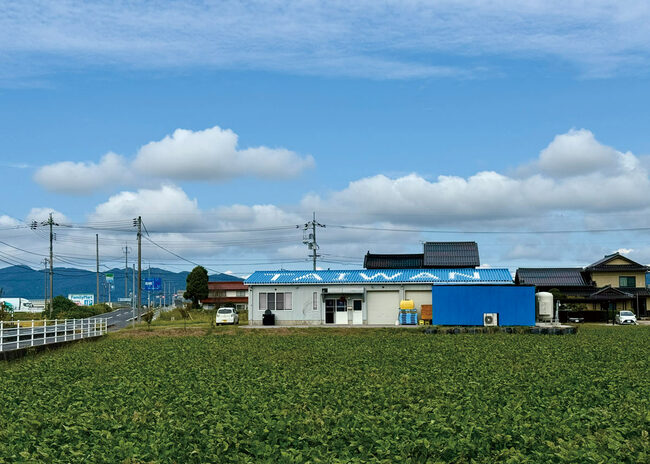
248,283,432,325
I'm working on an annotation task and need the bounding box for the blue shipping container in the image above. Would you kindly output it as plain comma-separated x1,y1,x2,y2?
432,285,535,326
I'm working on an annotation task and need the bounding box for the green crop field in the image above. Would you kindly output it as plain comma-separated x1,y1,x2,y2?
0,326,648,463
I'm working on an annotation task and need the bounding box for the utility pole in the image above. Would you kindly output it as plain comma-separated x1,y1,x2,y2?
48,213,55,307
32,213,58,314
303,212,325,270
147,264,151,309
132,263,136,328
123,245,131,299
96,234,99,304
134,216,142,322
43,258,48,316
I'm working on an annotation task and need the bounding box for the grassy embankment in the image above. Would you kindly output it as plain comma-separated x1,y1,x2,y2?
131,308,249,330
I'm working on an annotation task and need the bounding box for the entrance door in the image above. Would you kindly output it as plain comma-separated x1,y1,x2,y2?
335,299,348,324
325,299,335,324
352,299,363,325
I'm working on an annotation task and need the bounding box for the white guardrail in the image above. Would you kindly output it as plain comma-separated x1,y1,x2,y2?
0,318,108,353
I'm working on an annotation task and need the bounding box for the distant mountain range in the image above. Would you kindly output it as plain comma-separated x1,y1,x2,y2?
0,265,242,301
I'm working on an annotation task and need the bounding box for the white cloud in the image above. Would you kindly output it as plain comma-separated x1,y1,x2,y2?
133,126,313,180
214,204,303,228
25,208,68,224
17,128,650,273
1,162,32,169
0,215,20,228
3,1,650,81
89,185,201,230
34,152,128,194
34,125,312,194
505,244,548,261
303,129,650,224
537,129,621,177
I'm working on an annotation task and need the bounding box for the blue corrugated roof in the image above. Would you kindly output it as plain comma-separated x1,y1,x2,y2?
245,268,513,285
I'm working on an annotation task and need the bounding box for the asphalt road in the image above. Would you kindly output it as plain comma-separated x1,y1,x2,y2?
88,307,138,331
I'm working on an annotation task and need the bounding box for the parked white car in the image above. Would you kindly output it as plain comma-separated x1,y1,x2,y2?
216,307,239,325
615,311,637,325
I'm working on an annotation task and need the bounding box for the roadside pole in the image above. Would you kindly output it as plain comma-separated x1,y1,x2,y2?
132,264,136,328
135,216,142,323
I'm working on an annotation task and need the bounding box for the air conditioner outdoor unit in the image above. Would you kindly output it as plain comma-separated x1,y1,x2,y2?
483,313,498,327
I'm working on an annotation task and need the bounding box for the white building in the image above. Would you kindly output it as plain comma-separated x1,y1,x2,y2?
245,268,513,325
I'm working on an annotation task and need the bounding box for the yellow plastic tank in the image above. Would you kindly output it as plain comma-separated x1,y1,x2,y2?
399,299,415,310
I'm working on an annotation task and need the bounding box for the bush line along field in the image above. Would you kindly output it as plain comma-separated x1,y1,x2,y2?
0,326,648,463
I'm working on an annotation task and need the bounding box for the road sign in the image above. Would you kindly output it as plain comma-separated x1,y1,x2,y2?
144,277,162,291
105,273,114,283
68,294,95,306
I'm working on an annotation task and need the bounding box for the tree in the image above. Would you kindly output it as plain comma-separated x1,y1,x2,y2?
548,288,566,302
184,266,209,309
0,289,7,321
142,309,154,328
0,302,9,322
51,296,79,318
178,304,192,330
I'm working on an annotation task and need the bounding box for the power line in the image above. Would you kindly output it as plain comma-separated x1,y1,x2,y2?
143,235,225,275
0,239,47,257
145,225,300,234
328,224,650,235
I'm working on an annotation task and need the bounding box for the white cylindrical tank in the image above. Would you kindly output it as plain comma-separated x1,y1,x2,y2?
536,292,553,322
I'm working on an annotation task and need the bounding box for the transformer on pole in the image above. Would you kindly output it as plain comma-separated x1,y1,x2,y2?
303,212,325,271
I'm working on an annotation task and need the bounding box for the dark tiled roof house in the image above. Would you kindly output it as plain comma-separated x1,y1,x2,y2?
364,242,480,269
515,252,649,317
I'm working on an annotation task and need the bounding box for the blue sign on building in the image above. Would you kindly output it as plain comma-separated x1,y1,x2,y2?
246,268,513,285
144,278,162,291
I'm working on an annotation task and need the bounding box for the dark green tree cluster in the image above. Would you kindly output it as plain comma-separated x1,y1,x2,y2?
184,266,208,309
51,296,79,317
50,296,112,319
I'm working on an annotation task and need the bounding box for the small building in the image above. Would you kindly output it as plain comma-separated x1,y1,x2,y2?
515,252,649,317
245,268,513,326
201,281,249,312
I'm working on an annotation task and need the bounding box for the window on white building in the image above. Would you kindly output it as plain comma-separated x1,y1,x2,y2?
259,292,292,310
313,292,318,310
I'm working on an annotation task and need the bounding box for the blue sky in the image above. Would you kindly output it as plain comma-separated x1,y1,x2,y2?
2,1,650,275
